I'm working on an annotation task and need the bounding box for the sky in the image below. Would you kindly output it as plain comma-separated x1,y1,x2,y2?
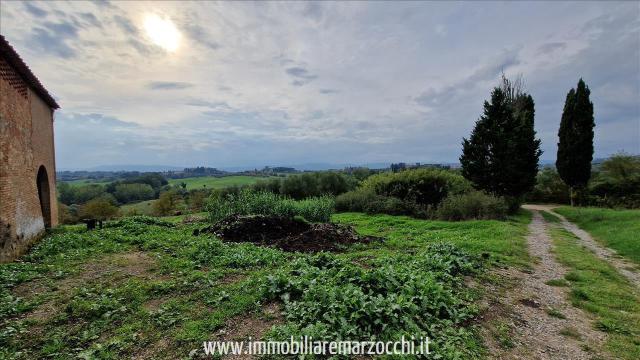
1,1,639,170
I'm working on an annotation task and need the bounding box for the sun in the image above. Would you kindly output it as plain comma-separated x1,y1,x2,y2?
143,14,181,52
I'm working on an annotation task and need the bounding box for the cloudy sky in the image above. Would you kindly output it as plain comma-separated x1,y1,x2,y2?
1,1,638,170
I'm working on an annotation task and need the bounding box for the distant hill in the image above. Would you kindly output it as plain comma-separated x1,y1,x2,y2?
84,164,184,172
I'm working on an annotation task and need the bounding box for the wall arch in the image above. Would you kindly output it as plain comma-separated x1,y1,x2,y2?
36,165,51,228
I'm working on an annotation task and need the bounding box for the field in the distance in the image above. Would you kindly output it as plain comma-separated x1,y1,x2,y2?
168,175,279,190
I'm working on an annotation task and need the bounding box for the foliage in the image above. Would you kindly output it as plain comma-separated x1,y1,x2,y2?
79,195,119,220
254,172,356,200
526,167,570,204
361,168,471,207
152,189,180,216
206,189,334,223
57,182,107,205
556,79,595,199
589,153,640,208
460,76,542,211
436,191,507,221
263,244,483,357
335,189,377,213
113,183,155,203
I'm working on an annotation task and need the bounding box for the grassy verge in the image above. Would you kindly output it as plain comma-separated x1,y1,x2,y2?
549,225,640,359
554,207,640,265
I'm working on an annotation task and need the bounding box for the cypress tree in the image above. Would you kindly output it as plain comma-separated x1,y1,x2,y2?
556,79,595,205
460,76,542,211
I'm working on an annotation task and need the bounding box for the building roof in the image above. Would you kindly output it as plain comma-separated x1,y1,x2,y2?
0,35,60,109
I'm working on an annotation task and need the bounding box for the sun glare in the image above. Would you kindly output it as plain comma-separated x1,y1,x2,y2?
143,14,181,52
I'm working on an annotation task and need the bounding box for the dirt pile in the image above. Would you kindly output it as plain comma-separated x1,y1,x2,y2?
200,215,380,252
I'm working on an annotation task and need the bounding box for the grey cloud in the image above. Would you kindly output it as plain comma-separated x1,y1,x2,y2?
113,14,137,34
319,89,339,94
286,67,317,86
187,99,232,110
24,2,48,18
538,42,566,55
147,81,194,90
79,13,102,28
30,21,80,58
183,23,221,50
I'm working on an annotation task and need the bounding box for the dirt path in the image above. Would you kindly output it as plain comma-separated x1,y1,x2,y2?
524,204,640,289
485,210,608,359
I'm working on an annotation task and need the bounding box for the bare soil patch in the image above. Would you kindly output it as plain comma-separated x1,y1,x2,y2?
201,215,381,252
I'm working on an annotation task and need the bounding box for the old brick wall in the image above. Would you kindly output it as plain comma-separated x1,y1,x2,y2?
0,57,57,262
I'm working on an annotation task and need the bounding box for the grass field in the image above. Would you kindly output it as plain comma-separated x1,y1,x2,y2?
554,207,640,264
548,225,640,359
0,212,531,359
63,179,113,187
168,175,277,190
119,200,157,216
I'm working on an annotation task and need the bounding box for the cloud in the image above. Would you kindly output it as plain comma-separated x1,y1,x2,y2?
147,81,194,90
24,2,47,18
113,14,137,34
285,67,318,86
29,21,79,58
183,23,221,50
1,1,636,168
537,42,566,55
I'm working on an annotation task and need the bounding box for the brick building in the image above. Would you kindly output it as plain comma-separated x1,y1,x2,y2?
0,35,60,262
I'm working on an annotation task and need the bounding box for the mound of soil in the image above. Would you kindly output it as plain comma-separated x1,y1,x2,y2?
200,215,380,252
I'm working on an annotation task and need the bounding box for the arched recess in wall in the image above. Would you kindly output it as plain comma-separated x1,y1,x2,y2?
36,165,51,228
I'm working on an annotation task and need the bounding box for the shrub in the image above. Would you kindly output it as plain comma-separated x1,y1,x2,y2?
364,195,411,216
436,191,507,221
205,189,334,223
526,167,569,204
153,189,181,216
361,168,471,207
334,189,377,212
113,183,155,204
79,196,119,220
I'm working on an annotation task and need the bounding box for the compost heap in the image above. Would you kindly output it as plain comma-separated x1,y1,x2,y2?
200,214,380,252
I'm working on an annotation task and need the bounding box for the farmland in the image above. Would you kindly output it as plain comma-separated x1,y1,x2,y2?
1,212,530,359
168,175,279,190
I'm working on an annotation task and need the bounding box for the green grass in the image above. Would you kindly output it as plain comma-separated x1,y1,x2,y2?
0,212,532,359
549,225,640,359
333,210,532,268
119,199,157,216
554,207,640,264
168,175,277,190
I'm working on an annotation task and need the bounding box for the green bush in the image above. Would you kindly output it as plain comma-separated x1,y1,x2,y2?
436,191,507,221
334,189,377,212
361,168,471,207
364,195,411,216
205,189,334,223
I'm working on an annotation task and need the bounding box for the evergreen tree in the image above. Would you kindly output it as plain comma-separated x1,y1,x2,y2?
556,79,595,205
460,76,542,211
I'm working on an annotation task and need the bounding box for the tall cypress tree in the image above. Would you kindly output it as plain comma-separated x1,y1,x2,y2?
461,77,542,211
556,79,595,205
